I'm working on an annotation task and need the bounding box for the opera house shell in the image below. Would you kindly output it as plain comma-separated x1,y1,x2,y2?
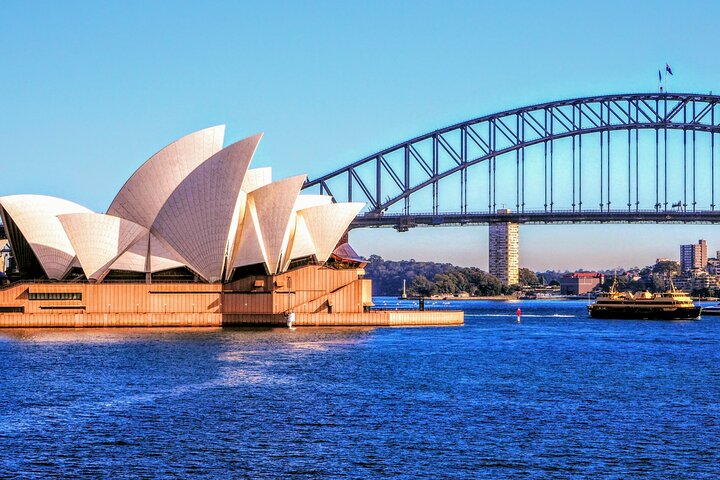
0,127,462,328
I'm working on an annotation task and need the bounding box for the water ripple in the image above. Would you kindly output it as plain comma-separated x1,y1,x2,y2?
0,301,719,478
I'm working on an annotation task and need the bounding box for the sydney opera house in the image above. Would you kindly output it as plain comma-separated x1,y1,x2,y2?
0,126,461,327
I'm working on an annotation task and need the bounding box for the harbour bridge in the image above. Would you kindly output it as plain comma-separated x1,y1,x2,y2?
302,92,720,283
303,93,720,229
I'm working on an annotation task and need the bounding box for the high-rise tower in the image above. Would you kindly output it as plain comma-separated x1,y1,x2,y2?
680,239,707,272
489,209,519,285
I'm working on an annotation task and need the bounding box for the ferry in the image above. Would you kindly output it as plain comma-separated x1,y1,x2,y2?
587,280,701,320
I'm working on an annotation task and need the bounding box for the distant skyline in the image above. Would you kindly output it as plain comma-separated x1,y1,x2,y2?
3,1,720,270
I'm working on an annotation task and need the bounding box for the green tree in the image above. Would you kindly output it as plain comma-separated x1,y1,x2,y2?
518,268,538,286
409,275,434,297
691,287,712,297
653,260,680,277
432,273,459,295
465,268,503,295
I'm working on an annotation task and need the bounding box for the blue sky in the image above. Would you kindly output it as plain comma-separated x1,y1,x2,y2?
2,0,720,270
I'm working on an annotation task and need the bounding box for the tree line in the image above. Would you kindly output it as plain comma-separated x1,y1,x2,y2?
362,256,702,297
363,255,537,297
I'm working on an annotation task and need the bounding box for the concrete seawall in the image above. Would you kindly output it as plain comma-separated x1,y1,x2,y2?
0,310,463,328
295,311,464,326
0,313,222,328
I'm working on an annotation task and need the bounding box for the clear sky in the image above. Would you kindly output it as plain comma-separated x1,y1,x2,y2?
2,0,720,271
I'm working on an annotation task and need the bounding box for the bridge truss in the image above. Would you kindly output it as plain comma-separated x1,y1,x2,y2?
303,93,720,230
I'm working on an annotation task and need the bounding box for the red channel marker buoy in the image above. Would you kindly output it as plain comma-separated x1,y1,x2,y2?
516,308,522,323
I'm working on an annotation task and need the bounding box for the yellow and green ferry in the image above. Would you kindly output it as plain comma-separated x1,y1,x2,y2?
588,280,701,320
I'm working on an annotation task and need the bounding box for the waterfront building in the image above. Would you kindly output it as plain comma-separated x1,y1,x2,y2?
488,209,519,285
680,240,707,272
0,126,463,327
677,271,719,292
707,257,720,275
559,272,604,295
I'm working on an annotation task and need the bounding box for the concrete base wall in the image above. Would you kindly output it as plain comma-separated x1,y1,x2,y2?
294,311,464,326
222,314,286,326
0,313,222,328
0,311,464,328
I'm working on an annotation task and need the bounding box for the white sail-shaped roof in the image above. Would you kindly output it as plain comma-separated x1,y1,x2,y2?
147,234,188,272
287,214,315,261
0,195,92,279
108,233,187,273
151,133,262,282
282,194,334,270
107,236,148,273
244,174,306,275
231,196,269,273
241,167,272,193
292,194,333,211
298,202,365,263
58,213,148,281
224,190,248,279
107,125,225,228
224,168,273,278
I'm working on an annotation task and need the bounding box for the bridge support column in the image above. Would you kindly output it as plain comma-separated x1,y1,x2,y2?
489,209,519,285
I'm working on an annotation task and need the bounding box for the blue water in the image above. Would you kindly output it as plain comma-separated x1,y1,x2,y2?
1,299,719,478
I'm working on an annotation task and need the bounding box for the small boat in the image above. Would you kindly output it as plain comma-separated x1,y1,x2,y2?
702,305,720,316
588,279,701,320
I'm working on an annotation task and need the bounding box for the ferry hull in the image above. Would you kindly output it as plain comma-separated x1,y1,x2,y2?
588,306,701,320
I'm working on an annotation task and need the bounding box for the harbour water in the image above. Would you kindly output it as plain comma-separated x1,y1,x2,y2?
1,299,719,478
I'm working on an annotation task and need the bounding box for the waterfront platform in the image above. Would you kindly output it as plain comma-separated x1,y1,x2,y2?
223,310,463,327
0,311,463,328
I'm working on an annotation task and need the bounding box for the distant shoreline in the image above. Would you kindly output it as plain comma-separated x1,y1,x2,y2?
387,295,720,302
397,295,586,301
393,295,539,301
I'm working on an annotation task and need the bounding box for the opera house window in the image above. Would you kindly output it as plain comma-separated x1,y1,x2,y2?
28,292,82,301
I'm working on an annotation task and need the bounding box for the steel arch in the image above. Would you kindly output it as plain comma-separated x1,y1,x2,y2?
303,93,720,224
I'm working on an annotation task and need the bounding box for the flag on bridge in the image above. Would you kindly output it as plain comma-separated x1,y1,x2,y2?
658,69,662,82
666,63,674,75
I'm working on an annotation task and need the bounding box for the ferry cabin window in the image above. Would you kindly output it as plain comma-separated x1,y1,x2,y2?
28,292,82,301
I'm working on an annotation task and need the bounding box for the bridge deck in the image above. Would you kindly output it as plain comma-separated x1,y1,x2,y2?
351,210,720,230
